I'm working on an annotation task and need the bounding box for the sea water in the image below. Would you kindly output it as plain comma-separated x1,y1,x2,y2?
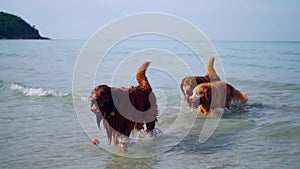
0,39,299,168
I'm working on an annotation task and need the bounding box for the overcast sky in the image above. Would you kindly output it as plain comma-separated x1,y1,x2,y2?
1,0,299,41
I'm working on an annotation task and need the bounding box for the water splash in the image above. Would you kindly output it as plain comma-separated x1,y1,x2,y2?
9,83,69,97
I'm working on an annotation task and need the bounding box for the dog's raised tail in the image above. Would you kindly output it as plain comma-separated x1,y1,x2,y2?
232,89,248,104
206,56,217,75
136,62,151,88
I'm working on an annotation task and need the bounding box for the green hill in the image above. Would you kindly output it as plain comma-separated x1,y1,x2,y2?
0,12,49,39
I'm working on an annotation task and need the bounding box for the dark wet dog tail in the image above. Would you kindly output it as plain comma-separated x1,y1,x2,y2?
136,62,151,89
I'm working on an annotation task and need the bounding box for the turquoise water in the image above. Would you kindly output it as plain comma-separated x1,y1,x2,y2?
0,40,299,168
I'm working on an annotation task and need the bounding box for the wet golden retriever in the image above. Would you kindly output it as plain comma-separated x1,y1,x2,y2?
90,62,158,151
180,56,220,107
190,81,248,115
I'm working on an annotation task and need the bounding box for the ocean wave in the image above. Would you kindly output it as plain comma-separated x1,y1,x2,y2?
0,80,4,88
280,52,300,56
9,83,69,97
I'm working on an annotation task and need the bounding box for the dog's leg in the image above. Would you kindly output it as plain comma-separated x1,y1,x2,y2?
119,135,128,152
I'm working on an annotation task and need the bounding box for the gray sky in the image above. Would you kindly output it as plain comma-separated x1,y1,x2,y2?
1,0,299,40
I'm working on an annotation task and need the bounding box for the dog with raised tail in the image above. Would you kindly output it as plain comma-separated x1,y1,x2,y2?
180,56,220,107
190,81,248,115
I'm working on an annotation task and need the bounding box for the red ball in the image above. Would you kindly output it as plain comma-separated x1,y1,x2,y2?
92,138,99,145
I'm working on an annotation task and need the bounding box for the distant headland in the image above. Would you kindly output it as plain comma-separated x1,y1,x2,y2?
0,12,50,40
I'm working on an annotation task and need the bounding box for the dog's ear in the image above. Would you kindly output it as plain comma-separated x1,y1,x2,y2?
203,86,211,107
202,86,208,94
190,78,198,89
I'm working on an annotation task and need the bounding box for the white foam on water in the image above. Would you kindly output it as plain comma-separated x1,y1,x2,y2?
9,83,69,97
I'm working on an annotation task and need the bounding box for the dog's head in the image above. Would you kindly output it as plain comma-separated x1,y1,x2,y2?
190,83,211,108
90,85,112,114
181,77,199,104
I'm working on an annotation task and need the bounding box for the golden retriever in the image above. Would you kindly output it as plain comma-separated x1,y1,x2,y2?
90,62,158,151
180,56,220,107
190,81,248,115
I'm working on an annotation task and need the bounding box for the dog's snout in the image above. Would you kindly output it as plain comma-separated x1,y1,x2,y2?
90,104,99,113
186,90,192,97
189,94,197,103
188,96,193,103
185,93,190,100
